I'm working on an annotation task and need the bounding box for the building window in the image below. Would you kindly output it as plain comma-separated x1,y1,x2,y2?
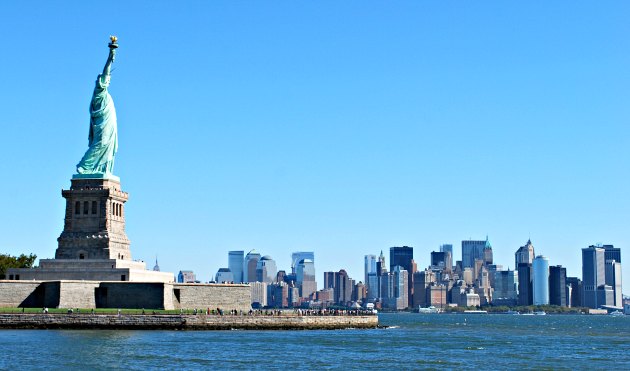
121,274,126,281
92,201,97,214
75,201,80,215
84,201,89,215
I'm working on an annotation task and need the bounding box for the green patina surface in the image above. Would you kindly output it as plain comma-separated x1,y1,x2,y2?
76,41,119,177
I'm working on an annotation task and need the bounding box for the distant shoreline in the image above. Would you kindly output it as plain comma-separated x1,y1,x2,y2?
0,313,378,330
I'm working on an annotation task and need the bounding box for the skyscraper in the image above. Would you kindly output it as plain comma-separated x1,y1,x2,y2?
440,244,453,256
430,251,447,270
228,250,244,283
291,252,315,274
515,239,535,269
215,268,233,283
605,260,622,307
243,250,261,283
582,245,606,309
324,270,354,305
439,244,454,272
602,244,621,263
412,269,435,308
390,246,414,308
296,259,317,299
533,255,549,305
602,245,622,307
256,255,278,283
462,237,490,269
517,263,533,306
549,265,567,306
364,254,377,285
493,269,518,306
377,250,386,275
566,277,582,307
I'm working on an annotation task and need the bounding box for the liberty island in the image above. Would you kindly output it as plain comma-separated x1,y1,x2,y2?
0,37,376,330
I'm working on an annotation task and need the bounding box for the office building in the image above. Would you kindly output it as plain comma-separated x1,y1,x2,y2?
291,252,315,274
255,255,278,283
440,244,453,256
324,270,354,305
366,272,380,301
493,269,518,306
215,268,233,283
603,244,621,263
228,250,244,283
533,255,549,305
390,246,414,308
517,263,533,306
177,270,196,283
431,251,451,271
296,258,317,299
566,277,582,307
267,282,289,308
582,245,606,308
381,266,408,310
250,282,268,307
549,265,567,307
515,239,535,269
364,254,377,285
412,270,435,308
462,237,491,269
605,260,622,307
243,250,261,283
377,250,386,275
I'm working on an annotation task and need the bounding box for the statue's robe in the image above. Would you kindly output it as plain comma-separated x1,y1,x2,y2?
76,74,118,175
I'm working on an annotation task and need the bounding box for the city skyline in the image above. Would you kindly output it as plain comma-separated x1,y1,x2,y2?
0,2,628,293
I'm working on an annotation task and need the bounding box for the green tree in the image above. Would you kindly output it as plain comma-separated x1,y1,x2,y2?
0,253,37,279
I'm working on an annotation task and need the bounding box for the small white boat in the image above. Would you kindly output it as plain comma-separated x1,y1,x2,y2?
534,311,546,316
609,310,624,316
418,306,440,314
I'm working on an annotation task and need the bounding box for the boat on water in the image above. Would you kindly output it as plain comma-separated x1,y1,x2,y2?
506,310,520,315
418,306,440,314
534,311,546,315
609,310,624,316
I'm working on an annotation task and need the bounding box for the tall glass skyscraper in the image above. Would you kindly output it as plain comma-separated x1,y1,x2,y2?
549,265,567,306
390,246,414,308
228,250,244,283
582,245,605,308
533,255,549,305
296,259,317,298
364,254,377,285
243,250,261,283
462,238,490,269
256,255,277,283
291,252,315,274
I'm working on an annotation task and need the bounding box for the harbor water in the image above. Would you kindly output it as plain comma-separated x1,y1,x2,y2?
1,313,628,369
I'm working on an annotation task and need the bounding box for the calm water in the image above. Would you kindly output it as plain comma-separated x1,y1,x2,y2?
1,313,629,370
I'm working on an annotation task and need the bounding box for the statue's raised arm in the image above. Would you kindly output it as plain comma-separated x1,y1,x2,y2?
75,36,120,178
103,36,117,76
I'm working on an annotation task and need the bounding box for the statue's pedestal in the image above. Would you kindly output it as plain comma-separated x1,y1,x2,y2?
6,176,174,283
56,177,131,261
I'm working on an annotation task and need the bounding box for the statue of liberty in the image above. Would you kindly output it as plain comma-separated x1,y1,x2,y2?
76,36,119,177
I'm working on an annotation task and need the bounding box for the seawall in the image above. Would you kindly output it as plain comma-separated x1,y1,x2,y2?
0,314,378,330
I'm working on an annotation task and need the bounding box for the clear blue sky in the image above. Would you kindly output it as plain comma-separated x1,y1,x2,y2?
1,2,628,293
